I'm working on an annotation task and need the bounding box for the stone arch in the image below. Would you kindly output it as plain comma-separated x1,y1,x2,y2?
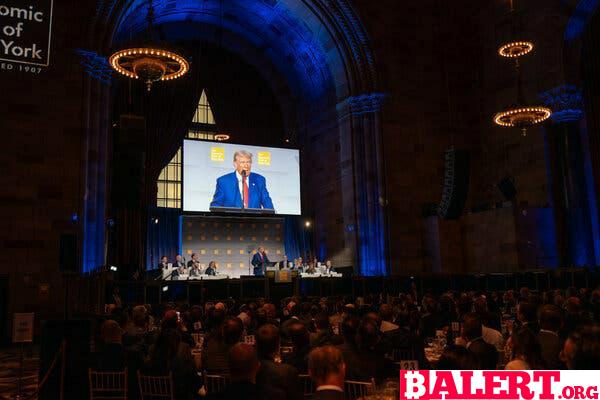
82,0,388,275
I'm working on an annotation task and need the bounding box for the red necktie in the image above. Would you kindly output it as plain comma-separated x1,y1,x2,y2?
242,175,249,208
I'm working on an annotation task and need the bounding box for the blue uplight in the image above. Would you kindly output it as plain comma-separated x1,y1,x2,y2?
114,0,334,100
564,0,600,40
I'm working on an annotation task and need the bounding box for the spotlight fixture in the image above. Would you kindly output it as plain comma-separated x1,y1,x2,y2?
498,41,534,58
110,266,118,272
108,0,189,91
214,133,230,141
305,221,312,228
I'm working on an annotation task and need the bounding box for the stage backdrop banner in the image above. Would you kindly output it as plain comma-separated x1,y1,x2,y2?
181,216,285,278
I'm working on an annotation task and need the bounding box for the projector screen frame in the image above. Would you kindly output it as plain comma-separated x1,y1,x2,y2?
181,137,303,217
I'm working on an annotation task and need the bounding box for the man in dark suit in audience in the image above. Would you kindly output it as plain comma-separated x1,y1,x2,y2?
335,316,360,377
203,317,244,373
516,301,540,334
207,343,285,400
538,305,563,369
256,324,301,400
462,313,498,370
283,321,311,373
308,346,346,400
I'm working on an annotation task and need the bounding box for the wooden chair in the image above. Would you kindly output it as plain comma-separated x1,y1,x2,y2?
344,379,375,400
137,372,173,400
191,333,205,348
88,369,128,400
298,374,314,396
204,374,229,394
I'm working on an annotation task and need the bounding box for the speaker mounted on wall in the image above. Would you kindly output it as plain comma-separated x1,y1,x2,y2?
438,147,470,220
59,233,78,273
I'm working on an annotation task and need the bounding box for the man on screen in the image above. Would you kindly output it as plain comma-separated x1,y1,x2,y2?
210,150,274,210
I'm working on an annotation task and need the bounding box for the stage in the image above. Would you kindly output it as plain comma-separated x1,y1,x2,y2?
99,267,600,307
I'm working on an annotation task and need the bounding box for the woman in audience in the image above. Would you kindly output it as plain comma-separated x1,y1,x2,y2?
506,327,545,370
145,327,201,400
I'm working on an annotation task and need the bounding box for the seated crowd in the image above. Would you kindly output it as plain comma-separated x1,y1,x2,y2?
94,286,600,399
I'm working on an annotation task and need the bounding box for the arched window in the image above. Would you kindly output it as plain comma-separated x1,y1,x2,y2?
156,90,218,208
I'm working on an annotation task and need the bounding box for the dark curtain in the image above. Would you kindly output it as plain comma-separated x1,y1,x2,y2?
142,47,204,205
110,47,203,275
284,216,312,260
146,207,181,270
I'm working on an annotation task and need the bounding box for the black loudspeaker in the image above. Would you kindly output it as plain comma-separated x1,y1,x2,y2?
438,147,470,219
39,320,91,400
498,175,517,200
59,233,78,272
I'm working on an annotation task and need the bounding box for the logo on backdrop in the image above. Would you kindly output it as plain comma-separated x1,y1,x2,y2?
211,147,225,162
0,0,53,72
257,151,271,166
400,370,600,400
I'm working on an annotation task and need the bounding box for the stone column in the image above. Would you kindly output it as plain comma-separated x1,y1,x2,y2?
337,93,388,275
541,85,596,266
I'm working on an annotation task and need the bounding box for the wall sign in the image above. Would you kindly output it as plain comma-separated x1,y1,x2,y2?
12,312,34,343
0,0,53,70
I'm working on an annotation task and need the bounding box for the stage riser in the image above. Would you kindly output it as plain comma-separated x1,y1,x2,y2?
108,269,600,305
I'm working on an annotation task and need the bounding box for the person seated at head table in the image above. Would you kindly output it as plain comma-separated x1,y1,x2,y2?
189,262,201,277
325,259,334,273
187,253,199,269
306,261,317,274
279,255,289,270
294,257,304,270
158,255,169,270
175,254,186,272
205,261,217,276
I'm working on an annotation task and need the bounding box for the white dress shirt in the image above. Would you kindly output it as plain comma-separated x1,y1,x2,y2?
482,325,504,350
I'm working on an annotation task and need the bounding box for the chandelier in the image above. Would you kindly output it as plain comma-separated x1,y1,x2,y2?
493,0,551,135
109,0,189,91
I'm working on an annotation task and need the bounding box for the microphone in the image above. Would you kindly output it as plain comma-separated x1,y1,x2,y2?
241,170,246,209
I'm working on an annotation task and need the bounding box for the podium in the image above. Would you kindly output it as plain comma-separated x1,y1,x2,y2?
209,206,275,215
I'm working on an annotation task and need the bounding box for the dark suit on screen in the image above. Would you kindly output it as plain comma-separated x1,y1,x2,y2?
210,172,274,210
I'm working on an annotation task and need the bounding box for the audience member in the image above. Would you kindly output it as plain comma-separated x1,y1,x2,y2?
538,304,563,369
256,324,301,400
207,343,285,400
308,346,346,400
462,313,498,369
